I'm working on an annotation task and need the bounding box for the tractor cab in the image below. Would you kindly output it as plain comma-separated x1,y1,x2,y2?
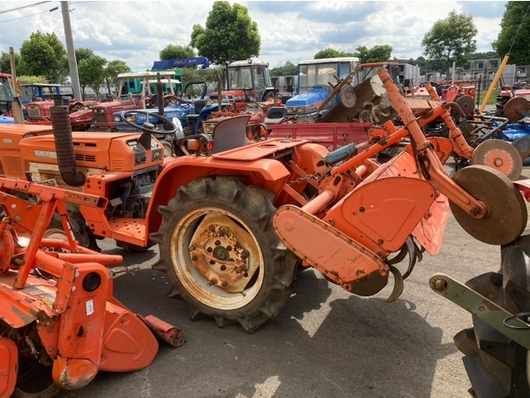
22,84,70,122
284,57,360,120
210,59,276,110
0,73,14,115
92,71,178,130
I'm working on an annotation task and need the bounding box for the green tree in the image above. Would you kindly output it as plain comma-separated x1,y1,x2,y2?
493,2,530,64
354,45,393,63
190,1,260,65
270,61,298,77
75,47,95,64
0,51,22,74
159,44,195,60
313,45,391,63
199,67,220,83
465,51,498,60
77,54,107,100
314,48,354,59
17,75,47,84
421,10,477,78
19,31,69,83
105,60,132,85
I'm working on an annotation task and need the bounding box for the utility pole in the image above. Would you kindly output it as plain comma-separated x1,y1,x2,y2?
8,47,24,124
61,1,81,100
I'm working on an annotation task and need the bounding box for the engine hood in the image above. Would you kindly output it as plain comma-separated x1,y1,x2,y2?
19,131,164,172
285,86,330,107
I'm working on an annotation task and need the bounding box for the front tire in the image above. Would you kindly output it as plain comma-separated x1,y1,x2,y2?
151,177,298,333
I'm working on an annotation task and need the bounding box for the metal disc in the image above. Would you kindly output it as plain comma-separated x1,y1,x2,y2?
340,84,357,108
449,165,527,245
472,139,523,181
455,95,475,116
504,97,530,122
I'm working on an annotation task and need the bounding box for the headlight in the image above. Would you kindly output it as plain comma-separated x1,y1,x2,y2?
294,104,313,114
202,122,216,135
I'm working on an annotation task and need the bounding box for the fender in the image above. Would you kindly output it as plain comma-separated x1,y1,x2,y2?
146,139,308,237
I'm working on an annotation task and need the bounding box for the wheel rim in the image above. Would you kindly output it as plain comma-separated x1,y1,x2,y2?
170,207,264,311
42,228,71,253
162,141,172,157
42,228,67,240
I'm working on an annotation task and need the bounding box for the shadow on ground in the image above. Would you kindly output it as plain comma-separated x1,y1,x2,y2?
57,265,455,398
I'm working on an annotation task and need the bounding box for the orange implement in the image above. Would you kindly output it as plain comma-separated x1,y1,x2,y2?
0,177,183,396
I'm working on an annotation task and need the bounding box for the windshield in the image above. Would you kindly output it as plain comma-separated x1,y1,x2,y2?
228,65,271,90
298,62,353,94
21,86,33,103
0,77,13,102
229,66,252,89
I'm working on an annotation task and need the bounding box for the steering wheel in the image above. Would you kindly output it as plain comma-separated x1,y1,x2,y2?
119,110,178,135
164,95,192,108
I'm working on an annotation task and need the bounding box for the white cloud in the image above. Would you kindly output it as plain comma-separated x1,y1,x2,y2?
0,0,507,73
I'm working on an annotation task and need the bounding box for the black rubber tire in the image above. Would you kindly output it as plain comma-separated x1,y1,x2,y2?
14,362,61,398
151,177,298,333
10,323,61,398
45,213,99,252
454,232,530,398
495,96,510,117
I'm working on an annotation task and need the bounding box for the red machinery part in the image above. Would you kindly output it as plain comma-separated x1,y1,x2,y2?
0,177,183,396
0,338,17,398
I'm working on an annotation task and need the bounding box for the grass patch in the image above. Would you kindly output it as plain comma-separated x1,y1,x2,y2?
476,88,500,105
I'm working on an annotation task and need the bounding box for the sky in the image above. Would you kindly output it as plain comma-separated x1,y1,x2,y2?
0,0,509,72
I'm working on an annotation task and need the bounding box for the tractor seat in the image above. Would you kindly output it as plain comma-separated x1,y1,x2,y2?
265,106,287,125
211,115,250,154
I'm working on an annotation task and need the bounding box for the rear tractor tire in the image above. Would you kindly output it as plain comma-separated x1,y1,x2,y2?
151,177,298,333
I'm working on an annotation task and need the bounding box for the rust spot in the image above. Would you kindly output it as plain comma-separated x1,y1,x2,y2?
355,269,366,276
35,310,49,322
482,300,500,312
77,326,85,338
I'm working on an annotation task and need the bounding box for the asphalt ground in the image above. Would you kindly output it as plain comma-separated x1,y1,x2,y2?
54,160,528,398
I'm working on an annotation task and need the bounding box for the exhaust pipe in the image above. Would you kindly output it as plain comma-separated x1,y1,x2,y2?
50,95,86,187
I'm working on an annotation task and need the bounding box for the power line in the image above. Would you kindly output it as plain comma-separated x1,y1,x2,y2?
0,6,58,24
0,1,50,15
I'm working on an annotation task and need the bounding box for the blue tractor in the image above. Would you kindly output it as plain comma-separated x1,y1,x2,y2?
284,57,360,122
113,80,211,133
114,76,235,155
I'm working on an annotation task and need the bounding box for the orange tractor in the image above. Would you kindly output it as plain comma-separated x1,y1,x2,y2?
0,67,527,339
0,178,184,397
